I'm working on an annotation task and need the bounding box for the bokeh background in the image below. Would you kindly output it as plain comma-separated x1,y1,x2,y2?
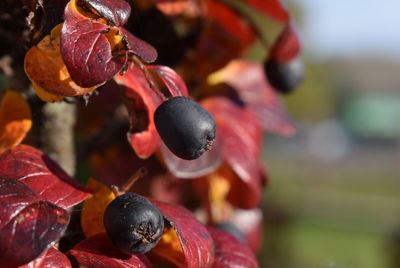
260,0,400,267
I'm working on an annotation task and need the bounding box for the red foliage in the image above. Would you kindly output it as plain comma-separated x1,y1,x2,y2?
68,233,153,267
0,145,89,208
0,178,69,267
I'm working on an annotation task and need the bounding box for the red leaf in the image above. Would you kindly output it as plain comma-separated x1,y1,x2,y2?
61,2,127,87
115,64,162,159
160,135,223,178
207,226,259,268
19,247,71,268
147,65,189,97
152,200,215,268
202,97,264,208
209,60,295,136
196,21,242,76
269,24,301,63
204,0,255,50
80,0,131,26
120,28,158,63
0,178,69,267
0,145,90,208
67,233,153,267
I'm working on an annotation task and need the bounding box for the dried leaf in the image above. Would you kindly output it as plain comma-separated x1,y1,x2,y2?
0,178,69,267
67,233,153,267
0,145,90,208
151,200,214,268
81,178,115,238
0,90,32,154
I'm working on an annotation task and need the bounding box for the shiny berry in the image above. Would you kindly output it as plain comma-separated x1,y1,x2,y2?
154,96,216,160
264,57,304,94
103,192,164,255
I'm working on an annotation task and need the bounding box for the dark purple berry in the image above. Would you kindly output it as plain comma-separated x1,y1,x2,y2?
103,193,164,255
264,57,304,94
154,96,216,160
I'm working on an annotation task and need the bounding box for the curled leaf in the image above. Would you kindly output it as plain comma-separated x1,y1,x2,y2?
0,178,69,267
61,1,127,87
79,0,131,26
114,64,162,159
81,178,115,238
147,65,189,97
67,233,153,267
151,200,215,268
0,90,32,154
0,145,90,208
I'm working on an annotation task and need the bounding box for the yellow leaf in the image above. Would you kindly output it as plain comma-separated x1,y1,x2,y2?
81,178,116,237
0,90,32,154
150,227,185,267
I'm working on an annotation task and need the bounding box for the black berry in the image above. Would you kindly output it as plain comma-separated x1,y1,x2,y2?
103,192,164,255
264,57,304,94
154,96,216,160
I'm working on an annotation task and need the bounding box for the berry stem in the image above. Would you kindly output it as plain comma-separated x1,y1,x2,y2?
110,167,147,196
129,56,168,101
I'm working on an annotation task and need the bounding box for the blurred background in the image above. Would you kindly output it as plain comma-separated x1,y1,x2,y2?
261,0,400,267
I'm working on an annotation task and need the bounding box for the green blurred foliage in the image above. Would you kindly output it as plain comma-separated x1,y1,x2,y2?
283,61,336,122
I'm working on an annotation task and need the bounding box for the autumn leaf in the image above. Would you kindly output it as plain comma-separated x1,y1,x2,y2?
19,247,71,268
150,200,215,268
208,226,259,268
202,97,265,208
0,145,90,208
67,233,153,267
24,24,96,98
115,64,162,159
81,178,116,237
208,60,295,136
0,90,32,154
0,178,70,267
60,0,157,87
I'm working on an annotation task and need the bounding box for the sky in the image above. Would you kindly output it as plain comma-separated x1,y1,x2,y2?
292,0,400,61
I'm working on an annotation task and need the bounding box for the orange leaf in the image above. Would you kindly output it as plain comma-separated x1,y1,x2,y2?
32,82,65,102
24,24,96,98
0,90,32,154
81,178,115,237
